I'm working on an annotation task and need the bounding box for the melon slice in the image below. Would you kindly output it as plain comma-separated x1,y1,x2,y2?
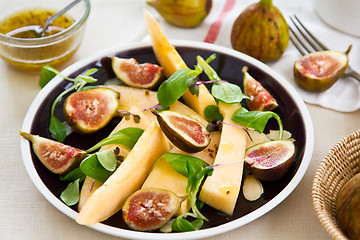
78,106,152,211
199,102,247,215
142,131,221,215
143,9,216,119
76,122,170,225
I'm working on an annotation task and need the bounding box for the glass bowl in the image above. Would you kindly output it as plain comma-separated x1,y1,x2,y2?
0,0,90,71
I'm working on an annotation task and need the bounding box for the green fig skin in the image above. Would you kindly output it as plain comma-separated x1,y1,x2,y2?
231,0,289,62
293,50,349,92
336,173,360,240
147,0,212,28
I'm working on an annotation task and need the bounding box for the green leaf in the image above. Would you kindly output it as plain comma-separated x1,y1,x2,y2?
172,216,196,232
157,68,202,107
163,153,212,221
171,215,204,232
80,154,113,183
163,153,208,177
231,109,283,139
60,178,80,206
96,150,117,171
49,116,66,142
196,55,219,81
196,55,249,104
204,105,223,122
211,82,248,104
60,168,86,182
39,65,57,88
86,127,144,153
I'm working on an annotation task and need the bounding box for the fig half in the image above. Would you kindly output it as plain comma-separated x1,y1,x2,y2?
294,47,351,92
336,173,360,240
111,57,164,89
122,188,183,231
64,87,120,134
243,66,278,111
151,109,210,153
20,131,87,175
245,139,295,181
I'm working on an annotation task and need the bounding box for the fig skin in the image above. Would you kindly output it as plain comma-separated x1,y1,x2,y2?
122,188,183,231
336,173,360,240
147,0,212,28
245,139,295,181
242,66,278,111
111,57,164,89
294,48,350,92
19,131,87,175
151,109,210,153
231,0,289,62
64,87,120,134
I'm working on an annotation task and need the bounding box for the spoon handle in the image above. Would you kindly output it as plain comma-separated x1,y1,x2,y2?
41,0,82,36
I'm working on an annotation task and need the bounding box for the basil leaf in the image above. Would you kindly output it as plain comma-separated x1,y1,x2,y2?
49,116,66,142
211,82,248,104
231,109,283,139
60,178,80,206
96,150,117,171
60,168,86,182
204,105,223,122
39,65,57,88
80,154,113,183
86,127,144,153
157,68,202,107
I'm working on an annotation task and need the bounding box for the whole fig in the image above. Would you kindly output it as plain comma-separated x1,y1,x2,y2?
231,0,289,62
147,0,212,28
336,173,360,240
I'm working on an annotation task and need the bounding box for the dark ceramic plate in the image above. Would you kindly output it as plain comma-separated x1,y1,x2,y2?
20,41,314,240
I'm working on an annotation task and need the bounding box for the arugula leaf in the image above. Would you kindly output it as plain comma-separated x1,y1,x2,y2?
60,178,80,206
96,150,117,171
60,168,86,182
49,115,67,142
172,215,203,232
204,105,223,122
86,127,144,153
211,82,248,104
163,153,213,221
157,68,202,107
80,154,115,183
39,65,57,88
196,55,249,104
231,109,283,139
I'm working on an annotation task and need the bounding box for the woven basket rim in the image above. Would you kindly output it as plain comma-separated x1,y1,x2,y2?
312,129,360,240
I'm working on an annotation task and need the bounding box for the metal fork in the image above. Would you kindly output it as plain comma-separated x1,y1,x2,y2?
289,15,360,82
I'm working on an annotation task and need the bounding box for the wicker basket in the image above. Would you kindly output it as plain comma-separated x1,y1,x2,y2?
312,129,360,240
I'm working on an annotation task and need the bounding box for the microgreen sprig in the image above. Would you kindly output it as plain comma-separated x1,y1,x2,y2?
39,65,98,142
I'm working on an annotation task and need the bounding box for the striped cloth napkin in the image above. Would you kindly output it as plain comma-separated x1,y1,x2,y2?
145,0,360,112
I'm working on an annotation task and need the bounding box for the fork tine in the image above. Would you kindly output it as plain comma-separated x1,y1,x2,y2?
289,26,310,55
291,15,329,51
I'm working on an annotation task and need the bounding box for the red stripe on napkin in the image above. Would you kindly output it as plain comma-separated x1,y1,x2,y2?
204,0,236,44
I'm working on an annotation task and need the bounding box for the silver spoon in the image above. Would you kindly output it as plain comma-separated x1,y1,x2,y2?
38,0,82,37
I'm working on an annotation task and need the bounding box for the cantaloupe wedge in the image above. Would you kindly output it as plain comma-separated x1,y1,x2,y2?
142,131,221,215
78,106,151,211
76,122,170,225
143,9,216,118
199,102,247,215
